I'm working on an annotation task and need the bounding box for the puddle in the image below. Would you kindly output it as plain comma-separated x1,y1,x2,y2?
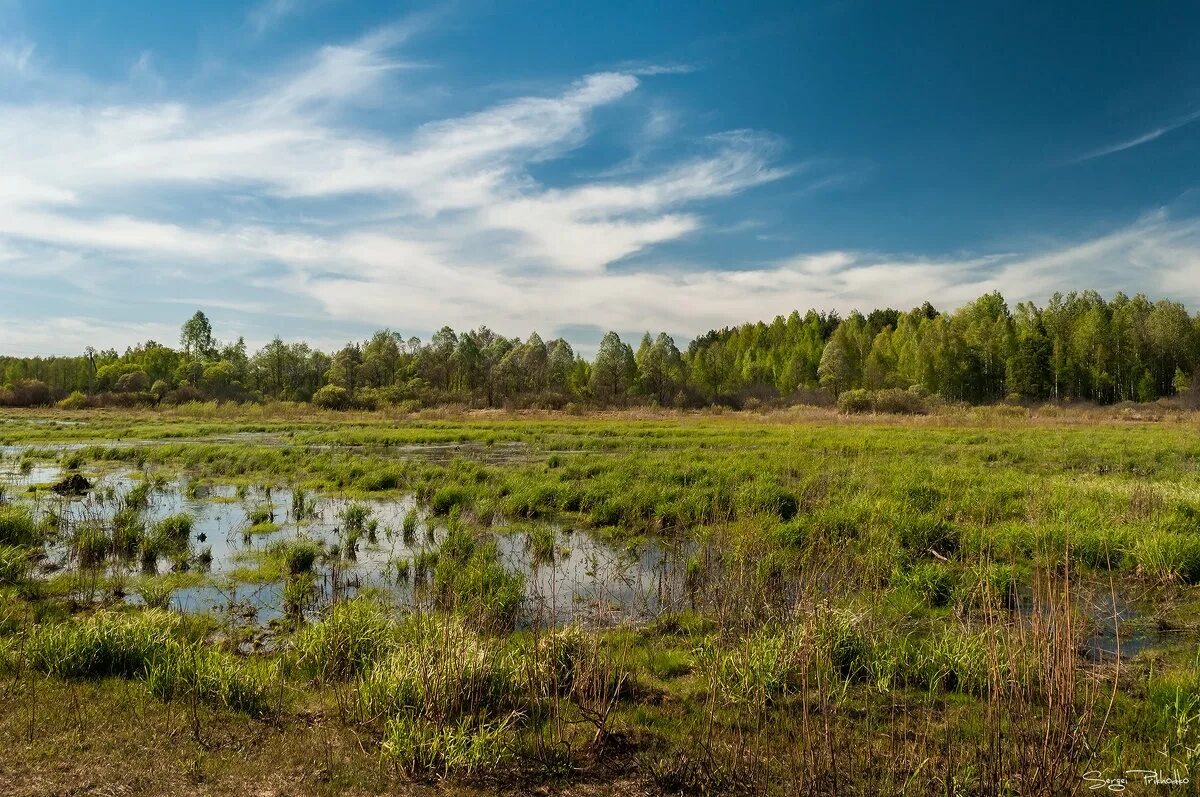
1081,591,1161,663
3,448,688,628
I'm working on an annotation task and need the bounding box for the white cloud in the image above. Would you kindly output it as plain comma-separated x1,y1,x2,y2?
1070,108,1200,163
0,28,795,330
4,23,1194,357
0,38,34,75
248,0,306,33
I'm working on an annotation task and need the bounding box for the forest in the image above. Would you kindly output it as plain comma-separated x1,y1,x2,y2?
2,290,1198,410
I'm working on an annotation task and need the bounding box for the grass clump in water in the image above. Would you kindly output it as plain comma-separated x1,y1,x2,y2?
432,525,524,628
269,538,323,576
430,485,473,516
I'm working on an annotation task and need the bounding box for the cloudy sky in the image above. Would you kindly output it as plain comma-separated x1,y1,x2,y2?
3,0,1200,356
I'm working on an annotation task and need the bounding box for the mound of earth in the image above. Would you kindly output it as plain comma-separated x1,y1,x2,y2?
51,473,92,495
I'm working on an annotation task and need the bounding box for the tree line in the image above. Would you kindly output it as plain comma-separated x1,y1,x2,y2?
2,291,1198,409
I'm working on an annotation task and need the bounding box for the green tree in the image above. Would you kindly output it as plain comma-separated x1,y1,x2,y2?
180,311,216,358
590,332,636,405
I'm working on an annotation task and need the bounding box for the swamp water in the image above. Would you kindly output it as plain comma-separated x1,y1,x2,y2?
0,448,690,629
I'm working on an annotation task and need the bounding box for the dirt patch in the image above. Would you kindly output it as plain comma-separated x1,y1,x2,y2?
51,473,91,495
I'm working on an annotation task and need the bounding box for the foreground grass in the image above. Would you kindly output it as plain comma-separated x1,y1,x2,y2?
4,405,1200,794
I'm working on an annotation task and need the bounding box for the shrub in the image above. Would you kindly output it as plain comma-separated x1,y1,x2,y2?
0,379,51,407
57,391,89,409
870,388,927,415
837,388,927,415
162,385,204,405
837,389,872,414
312,385,351,411
115,370,150,393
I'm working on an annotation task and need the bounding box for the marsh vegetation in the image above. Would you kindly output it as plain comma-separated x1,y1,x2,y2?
3,403,1200,794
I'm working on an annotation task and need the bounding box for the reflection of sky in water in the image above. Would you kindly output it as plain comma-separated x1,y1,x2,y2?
2,445,690,628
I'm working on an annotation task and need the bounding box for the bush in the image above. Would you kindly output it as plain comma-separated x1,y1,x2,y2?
837,388,927,415
837,389,872,414
57,391,89,409
870,388,927,415
114,370,149,393
0,379,51,407
312,385,351,411
162,385,205,405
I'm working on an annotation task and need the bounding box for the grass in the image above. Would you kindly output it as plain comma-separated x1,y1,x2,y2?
0,506,38,547
431,525,525,628
22,610,274,717
6,405,1200,794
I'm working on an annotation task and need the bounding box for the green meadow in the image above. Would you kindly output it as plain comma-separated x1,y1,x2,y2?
2,403,1200,795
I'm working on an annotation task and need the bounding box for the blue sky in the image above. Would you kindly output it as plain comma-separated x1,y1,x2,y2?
3,0,1200,355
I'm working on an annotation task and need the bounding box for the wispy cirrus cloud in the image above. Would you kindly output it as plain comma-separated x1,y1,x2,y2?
1070,108,1200,163
3,19,1194,357
248,0,309,33
0,37,34,74
0,24,806,352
